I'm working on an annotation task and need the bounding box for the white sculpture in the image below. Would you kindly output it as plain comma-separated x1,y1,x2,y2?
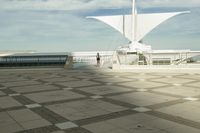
87,0,189,52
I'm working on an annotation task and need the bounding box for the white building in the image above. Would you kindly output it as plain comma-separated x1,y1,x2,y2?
86,0,200,69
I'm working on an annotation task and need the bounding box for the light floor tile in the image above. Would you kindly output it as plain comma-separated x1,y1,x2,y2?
119,81,166,89
109,92,178,106
63,87,73,90
90,95,103,99
55,122,78,130
56,80,99,88
152,78,194,84
25,103,42,108
132,107,152,112
78,85,132,95
46,99,127,121
25,90,85,103
0,91,5,96
0,96,22,108
136,88,148,92
153,86,200,97
184,97,199,101
11,84,59,93
9,93,20,97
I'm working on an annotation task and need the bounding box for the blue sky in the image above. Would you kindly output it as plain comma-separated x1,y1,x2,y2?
0,0,200,52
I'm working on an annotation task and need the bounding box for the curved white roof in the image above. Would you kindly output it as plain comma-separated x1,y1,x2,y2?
87,0,189,43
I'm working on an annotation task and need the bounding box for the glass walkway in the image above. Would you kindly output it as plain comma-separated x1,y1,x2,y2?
0,53,68,67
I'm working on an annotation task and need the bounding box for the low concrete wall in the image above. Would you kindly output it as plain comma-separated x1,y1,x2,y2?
112,64,200,73
64,56,73,69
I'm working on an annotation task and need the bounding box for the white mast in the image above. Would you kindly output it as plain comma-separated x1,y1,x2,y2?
132,0,137,43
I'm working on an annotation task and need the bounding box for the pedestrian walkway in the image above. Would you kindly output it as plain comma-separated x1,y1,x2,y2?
0,68,200,133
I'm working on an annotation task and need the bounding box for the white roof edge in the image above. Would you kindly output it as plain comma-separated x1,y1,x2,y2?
86,10,190,19
70,51,114,56
0,52,68,57
149,50,200,54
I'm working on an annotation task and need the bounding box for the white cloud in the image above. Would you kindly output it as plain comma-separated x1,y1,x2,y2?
138,0,200,8
0,10,127,52
0,0,199,11
0,0,131,10
0,0,200,52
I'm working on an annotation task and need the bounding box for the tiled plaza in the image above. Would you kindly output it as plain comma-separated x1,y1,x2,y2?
0,68,200,133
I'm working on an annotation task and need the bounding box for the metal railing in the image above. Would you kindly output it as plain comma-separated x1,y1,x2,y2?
0,55,67,67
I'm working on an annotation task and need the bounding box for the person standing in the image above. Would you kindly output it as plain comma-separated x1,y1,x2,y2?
96,53,100,67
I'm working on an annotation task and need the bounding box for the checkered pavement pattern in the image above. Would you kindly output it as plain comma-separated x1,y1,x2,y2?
1,68,200,133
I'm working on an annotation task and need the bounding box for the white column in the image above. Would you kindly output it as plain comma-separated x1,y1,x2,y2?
131,0,137,46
